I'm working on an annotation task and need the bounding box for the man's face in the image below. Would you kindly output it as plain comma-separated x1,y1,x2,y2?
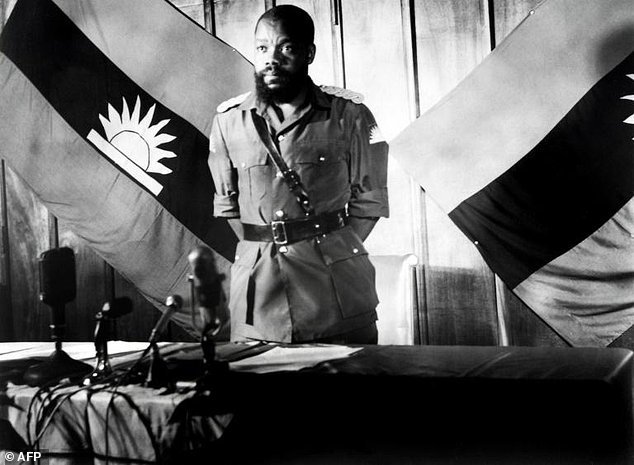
253,19,313,103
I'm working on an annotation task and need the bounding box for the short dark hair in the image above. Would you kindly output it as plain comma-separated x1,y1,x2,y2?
256,5,315,46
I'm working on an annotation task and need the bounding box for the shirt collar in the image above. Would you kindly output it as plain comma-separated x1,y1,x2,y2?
238,90,257,112
238,77,332,114
311,82,331,110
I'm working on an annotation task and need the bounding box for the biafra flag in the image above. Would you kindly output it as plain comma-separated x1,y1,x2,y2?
0,0,253,333
391,0,634,346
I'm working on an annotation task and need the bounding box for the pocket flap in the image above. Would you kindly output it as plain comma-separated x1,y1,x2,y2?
231,143,268,169
294,139,346,165
317,227,368,266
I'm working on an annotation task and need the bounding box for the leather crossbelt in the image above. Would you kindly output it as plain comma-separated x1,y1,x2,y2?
250,110,315,216
242,209,348,245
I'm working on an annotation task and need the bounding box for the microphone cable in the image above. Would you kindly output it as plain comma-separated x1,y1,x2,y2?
102,294,182,464
26,295,133,451
97,386,160,463
27,369,122,450
102,350,158,464
24,294,180,462
103,351,146,464
25,376,77,449
26,349,149,453
27,361,159,462
30,370,126,450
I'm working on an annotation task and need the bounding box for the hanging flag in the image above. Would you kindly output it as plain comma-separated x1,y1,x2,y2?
0,0,253,333
390,0,634,346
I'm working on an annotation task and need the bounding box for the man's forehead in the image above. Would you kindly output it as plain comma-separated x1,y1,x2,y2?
255,19,294,41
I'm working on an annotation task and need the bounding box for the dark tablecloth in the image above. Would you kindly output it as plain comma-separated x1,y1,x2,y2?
1,342,632,464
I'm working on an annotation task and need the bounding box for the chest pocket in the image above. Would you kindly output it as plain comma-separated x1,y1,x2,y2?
292,139,349,203
232,145,271,201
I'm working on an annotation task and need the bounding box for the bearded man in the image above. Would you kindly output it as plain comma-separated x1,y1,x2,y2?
208,5,389,344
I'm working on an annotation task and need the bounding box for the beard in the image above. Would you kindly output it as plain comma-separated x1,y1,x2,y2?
254,65,308,105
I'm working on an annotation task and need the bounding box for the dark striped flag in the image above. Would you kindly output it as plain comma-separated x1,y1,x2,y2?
0,0,252,333
391,0,634,346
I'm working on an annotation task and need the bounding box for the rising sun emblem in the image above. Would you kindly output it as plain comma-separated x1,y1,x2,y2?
622,74,634,133
87,96,177,195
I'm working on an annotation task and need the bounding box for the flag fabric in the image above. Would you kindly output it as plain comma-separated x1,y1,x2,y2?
390,0,634,346
0,0,253,333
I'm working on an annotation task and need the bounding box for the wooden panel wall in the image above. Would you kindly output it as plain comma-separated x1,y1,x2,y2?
0,0,573,347
4,168,51,340
413,0,498,345
0,162,10,340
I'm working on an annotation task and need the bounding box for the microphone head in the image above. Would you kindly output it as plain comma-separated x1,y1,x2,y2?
101,297,133,319
165,294,183,309
147,295,183,343
188,246,223,335
39,247,76,306
187,246,215,280
188,246,220,306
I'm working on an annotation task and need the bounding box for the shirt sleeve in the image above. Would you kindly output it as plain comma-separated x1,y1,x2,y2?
348,104,389,218
208,115,240,218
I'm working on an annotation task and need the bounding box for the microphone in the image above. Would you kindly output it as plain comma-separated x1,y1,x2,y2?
101,297,133,320
94,297,133,348
187,246,229,384
39,247,76,303
39,247,76,346
148,295,183,343
24,247,92,386
187,246,222,335
84,297,134,385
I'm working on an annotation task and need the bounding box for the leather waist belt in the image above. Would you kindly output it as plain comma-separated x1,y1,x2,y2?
242,209,348,245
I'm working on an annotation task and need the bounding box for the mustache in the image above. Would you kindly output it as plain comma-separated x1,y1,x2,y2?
258,66,291,77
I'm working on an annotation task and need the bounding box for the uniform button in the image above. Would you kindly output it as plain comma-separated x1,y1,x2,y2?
276,171,284,178
352,248,359,254
275,210,285,218
314,223,320,229
277,134,285,142
279,246,288,253
319,156,326,162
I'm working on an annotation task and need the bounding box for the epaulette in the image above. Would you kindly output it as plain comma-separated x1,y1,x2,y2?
216,91,251,113
319,85,364,104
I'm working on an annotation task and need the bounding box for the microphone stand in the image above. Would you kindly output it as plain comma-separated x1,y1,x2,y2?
144,341,171,389
83,298,133,386
24,302,92,387
199,317,228,385
85,312,112,384
187,246,229,389
143,295,183,390
23,248,92,387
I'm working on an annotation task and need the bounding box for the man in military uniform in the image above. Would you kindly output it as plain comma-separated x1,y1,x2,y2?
208,5,389,344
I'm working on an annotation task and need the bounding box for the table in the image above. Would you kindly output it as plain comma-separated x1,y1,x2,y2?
1,342,633,464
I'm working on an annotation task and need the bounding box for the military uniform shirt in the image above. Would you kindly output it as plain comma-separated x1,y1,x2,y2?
209,82,389,342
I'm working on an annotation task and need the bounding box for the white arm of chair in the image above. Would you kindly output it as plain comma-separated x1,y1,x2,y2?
369,254,418,345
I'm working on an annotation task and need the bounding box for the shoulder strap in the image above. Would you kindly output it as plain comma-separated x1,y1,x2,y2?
250,111,314,216
319,85,364,104
217,91,251,113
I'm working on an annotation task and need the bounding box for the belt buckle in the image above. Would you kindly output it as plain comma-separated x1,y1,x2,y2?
271,221,288,245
